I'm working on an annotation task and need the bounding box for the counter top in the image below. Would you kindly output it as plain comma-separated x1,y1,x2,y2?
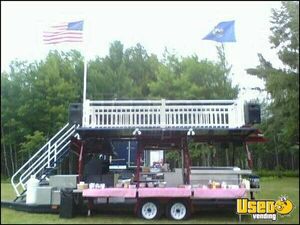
190,170,252,175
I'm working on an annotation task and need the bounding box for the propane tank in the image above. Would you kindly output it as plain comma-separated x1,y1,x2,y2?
26,175,39,204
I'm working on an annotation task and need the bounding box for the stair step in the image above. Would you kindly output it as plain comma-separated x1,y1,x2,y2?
45,167,55,169
13,190,27,202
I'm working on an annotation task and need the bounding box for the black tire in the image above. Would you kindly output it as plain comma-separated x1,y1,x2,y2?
138,199,161,220
166,199,190,220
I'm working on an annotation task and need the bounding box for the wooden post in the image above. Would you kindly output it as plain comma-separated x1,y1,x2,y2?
233,144,235,166
244,142,253,169
78,141,85,181
182,138,191,184
134,141,143,188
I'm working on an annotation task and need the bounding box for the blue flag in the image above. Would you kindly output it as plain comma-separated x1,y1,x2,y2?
203,20,236,42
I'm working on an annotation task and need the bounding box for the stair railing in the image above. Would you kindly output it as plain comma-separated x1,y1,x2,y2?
18,124,78,187
11,123,79,197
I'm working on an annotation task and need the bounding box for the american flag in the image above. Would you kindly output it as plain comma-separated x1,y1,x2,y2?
43,20,83,44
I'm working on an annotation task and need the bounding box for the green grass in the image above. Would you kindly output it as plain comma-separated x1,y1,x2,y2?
254,170,299,177
1,177,299,224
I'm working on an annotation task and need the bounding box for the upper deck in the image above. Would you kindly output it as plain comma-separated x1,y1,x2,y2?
81,99,246,129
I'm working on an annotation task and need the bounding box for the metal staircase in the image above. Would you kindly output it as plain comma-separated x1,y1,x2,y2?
11,123,80,198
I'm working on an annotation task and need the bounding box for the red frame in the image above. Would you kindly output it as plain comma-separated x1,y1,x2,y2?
71,128,267,183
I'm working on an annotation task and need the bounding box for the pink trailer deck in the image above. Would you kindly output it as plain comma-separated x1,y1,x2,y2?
82,187,247,199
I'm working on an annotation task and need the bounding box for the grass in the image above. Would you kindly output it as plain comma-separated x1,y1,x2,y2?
1,177,299,224
254,170,299,177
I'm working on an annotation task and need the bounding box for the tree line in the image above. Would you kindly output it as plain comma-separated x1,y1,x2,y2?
1,1,298,178
247,1,299,172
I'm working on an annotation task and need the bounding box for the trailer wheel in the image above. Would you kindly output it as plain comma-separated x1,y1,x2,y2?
138,200,161,220
166,200,190,220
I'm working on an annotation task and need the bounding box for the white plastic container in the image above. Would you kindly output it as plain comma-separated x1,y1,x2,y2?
221,182,227,189
242,179,250,190
26,175,39,204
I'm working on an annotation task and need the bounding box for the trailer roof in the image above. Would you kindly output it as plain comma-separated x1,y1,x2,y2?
76,127,267,143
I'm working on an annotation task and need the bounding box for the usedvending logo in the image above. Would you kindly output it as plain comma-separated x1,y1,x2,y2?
237,196,294,221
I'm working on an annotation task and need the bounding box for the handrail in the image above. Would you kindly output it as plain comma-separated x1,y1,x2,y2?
11,123,78,197
27,140,71,183
11,123,70,187
19,125,76,181
19,124,77,187
82,99,245,128
89,99,236,105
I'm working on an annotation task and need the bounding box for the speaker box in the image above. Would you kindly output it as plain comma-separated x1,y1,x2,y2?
69,103,82,125
244,103,261,124
60,188,74,218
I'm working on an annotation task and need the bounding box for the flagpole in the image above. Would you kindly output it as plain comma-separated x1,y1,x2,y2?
221,42,225,57
221,42,226,72
83,19,87,105
82,19,88,127
83,51,87,104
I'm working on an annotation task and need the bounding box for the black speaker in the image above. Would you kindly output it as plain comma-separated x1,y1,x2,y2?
69,103,82,125
60,188,74,218
249,175,260,188
244,103,261,124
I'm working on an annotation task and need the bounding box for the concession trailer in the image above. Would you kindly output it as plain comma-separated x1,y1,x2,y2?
4,99,265,220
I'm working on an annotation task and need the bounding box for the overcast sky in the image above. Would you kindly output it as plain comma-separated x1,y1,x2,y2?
1,1,283,100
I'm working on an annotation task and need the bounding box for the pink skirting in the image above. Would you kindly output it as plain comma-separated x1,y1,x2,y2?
138,187,192,198
83,188,137,198
193,188,246,199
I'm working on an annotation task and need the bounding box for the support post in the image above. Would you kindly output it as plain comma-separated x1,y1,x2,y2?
160,99,166,128
127,141,131,168
233,144,235,166
78,142,84,181
248,144,256,201
230,142,235,166
181,148,184,183
182,138,191,184
134,141,143,188
244,142,253,169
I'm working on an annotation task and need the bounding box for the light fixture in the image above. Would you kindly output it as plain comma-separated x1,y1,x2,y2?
187,128,195,136
133,128,141,135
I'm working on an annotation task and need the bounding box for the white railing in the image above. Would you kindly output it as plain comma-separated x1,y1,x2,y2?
82,99,245,129
11,123,79,197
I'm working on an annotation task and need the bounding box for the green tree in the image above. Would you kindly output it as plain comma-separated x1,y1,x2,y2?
124,43,159,98
20,131,46,156
247,1,299,170
1,50,83,177
88,41,133,99
149,50,238,100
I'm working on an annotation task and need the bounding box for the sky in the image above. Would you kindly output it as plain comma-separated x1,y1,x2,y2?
1,1,283,101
